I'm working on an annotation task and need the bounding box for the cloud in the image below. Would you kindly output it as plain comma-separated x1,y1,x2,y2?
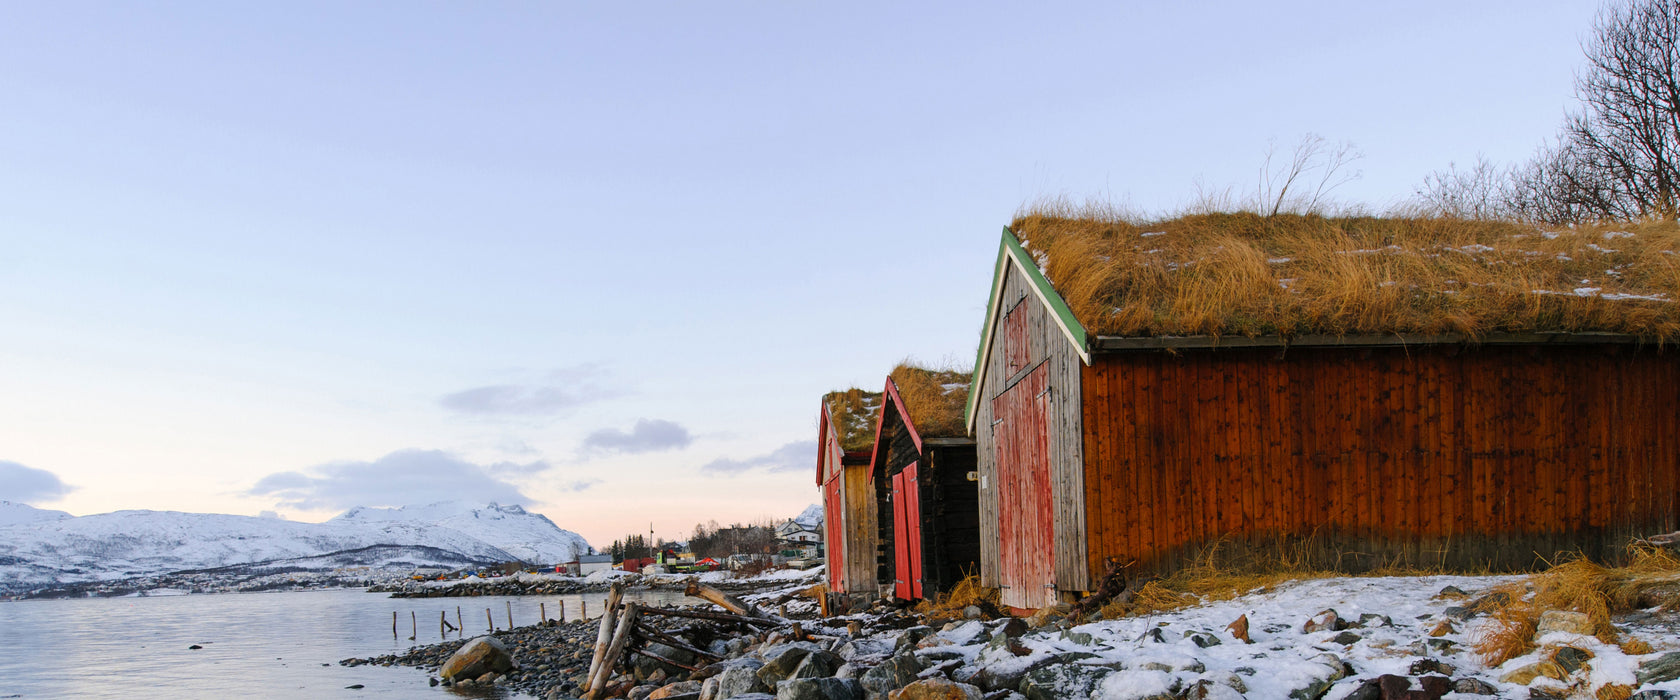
440,365,616,417
582,419,693,455
0,461,75,503
699,440,815,476
247,449,536,511
557,478,601,493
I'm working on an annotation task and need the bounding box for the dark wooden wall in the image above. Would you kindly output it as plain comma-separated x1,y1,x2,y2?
975,259,1088,594
1080,344,1680,576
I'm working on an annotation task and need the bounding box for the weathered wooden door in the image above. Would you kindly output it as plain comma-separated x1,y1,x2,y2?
823,478,845,591
992,363,1056,610
891,464,924,600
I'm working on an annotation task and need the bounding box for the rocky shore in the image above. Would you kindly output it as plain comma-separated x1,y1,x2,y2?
341,573,1680,700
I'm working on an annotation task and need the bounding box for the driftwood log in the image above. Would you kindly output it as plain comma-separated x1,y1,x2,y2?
581,582,624,697
584,603,641,700
684,580,768,618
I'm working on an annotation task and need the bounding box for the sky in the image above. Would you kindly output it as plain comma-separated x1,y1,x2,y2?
0,1,1600,548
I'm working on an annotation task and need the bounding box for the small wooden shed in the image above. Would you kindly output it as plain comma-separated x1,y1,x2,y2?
817,388,883,597
970,212,1680,611
870,365,980,601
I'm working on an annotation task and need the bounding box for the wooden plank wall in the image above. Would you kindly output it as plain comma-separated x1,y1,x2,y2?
975,260,1088,593
840,463,879,594
1080,344,1680,576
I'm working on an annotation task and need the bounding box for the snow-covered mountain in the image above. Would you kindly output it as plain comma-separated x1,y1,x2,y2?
793,503,822,529
0,501,591,591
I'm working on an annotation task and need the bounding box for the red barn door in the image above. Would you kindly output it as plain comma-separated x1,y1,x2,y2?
993,364,1056,610
891,464,924,600
823,478,845,591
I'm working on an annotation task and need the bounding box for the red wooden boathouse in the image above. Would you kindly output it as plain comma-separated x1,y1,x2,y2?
971,213,1680,610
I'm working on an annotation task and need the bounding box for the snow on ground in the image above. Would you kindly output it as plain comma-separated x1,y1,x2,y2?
888,574,1680,699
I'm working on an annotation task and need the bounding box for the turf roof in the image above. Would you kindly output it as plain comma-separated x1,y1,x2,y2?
1009,210,1680,341
822,388,881,453
887,364,971,440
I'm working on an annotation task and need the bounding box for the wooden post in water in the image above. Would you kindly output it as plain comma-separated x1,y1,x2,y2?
581,600,588,620
441,611,447,638
392,611,398,639
410,610,417,640
560,599,566,621
541,602,547,625
456,606,463,635
506,601,513,630
487,607,494,632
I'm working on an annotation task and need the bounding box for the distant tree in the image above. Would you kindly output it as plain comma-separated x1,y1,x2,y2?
1417,0,1680,222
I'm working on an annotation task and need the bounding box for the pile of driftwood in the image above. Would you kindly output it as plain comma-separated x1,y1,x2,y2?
580,580,797,700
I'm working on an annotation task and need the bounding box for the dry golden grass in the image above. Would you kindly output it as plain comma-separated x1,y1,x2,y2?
1097,540,1349,619
1473,546,1680,667
888,362,971,439
822,388,882,453
914,574,1000,618
1011,203,1680,340
1597,684,1635,700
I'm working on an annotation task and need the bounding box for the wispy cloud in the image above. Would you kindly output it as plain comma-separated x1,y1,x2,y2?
557,478,602,493
699,440,815,477
581,419,692,455
440,365,617,417
0,460,74,503
247,449,541,511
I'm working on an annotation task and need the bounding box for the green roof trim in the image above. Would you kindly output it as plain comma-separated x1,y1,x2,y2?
964,227,1092,434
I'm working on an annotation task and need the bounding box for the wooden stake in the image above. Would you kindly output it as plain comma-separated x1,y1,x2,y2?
541,602,546,625
559,599,565,621
582,583,623,696
456,606,463,635
487,608,494,632
506,601,513,630
410,610,417,640
392,611,398,639
581,600,588,620
441,611,447,638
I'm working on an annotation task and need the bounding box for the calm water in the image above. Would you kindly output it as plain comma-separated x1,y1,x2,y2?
0,587,692,699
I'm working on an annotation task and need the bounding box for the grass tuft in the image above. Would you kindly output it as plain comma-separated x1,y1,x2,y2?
822,388,882,453
914,574,1000,618
1473,546,1680,667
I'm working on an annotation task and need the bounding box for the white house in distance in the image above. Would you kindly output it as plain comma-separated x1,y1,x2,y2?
558,554,614,576
776,518,822,558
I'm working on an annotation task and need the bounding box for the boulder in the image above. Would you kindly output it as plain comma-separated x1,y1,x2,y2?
887,678,983,700
1637,651,1680,685
1091,670,1179,700
758,645,817,686
650,681,705,699
1302,609,1344,634
1182,679,1244,700
991,618,1028,640
1025,604,1069,629
1453,678,1498,695
1286,654,1351,700
1225,614,1251,643
776,678,864,700
861,652,925,698
1018,664,1111,700
440,636,515,681
637,642,701,679
1534,610,1594,637
790,651,845,680
631,685,659,700
702,665,771,700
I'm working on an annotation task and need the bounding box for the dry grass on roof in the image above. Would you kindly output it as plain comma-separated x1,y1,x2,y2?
822,388,881,453
888,362,971,439
1010,204,1680,341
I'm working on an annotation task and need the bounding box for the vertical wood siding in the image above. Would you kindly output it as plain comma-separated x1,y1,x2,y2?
1080,345,1680,575
842,462,879,593
975,261,1088,599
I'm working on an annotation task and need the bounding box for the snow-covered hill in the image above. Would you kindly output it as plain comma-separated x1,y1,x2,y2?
329,502,590,565
0,501,71,527
0,501,592,591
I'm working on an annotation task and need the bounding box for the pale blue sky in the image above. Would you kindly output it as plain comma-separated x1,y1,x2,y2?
0,1,1596,546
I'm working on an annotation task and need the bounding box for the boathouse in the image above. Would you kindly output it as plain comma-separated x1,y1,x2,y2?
971,211,1680,610
870,364,980,601
817,388,883,598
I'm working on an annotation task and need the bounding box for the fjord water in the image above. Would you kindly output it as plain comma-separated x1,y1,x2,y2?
0,587,691,699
